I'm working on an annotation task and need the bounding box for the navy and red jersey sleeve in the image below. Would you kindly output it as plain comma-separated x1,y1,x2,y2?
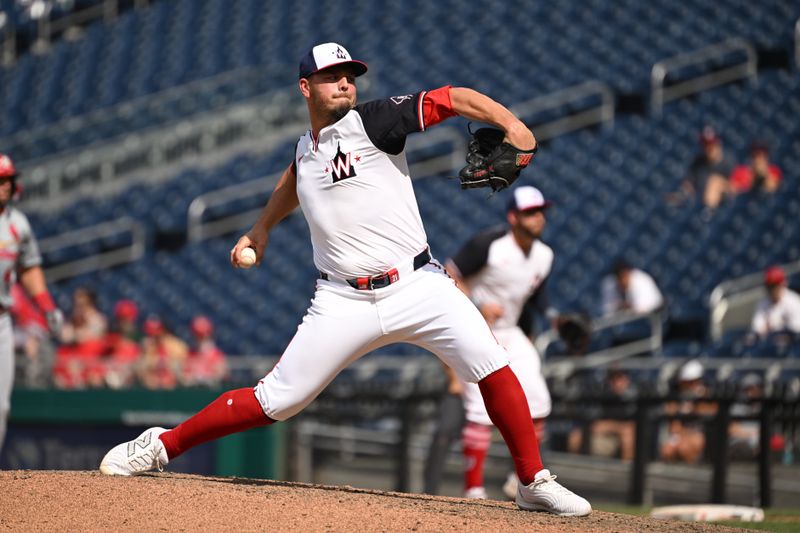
449,226,506,279
355,85,457,155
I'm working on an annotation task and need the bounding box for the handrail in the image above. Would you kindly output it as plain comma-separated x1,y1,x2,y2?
651,39,757,117
1,13,14,67
708,259,800,341
186,172,282,243
2,64,295,156
186,127,465,242
40,216,146,282
535,308,665,359
0,0,149,65
796,18,800,69
510,80,614,140
17,95,307,212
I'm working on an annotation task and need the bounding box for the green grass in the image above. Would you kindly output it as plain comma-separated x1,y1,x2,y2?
594,504,800,532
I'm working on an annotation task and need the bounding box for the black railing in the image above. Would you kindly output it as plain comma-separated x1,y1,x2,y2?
549,387,799,507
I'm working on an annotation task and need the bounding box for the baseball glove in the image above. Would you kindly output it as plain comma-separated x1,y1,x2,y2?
556,313,592,355
458,127,537,191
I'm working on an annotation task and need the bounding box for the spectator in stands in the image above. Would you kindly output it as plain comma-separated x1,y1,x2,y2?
730,141,782,195
183,315,228,387
553,311,592,355
54,287,108,388
60,286,107,347
567,366,637,461
103,300,142,389
751,266,800,338
668,126,734,212
660,359,718,464
600,261,663,316
138,316,188,389
112,299,141,343
728,372,764,461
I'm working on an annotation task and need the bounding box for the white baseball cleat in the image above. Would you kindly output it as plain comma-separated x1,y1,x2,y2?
464,486,489,500
99,427,169,476
516,469,592,516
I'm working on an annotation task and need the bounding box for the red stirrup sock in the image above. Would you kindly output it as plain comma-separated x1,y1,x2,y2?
462,422,492,490
478,365,543,486
159,388,274,460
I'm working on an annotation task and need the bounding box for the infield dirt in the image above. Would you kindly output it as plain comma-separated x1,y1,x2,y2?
0,470,751,532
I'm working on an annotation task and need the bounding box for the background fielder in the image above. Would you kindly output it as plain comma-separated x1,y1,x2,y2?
0,153,63,454
445,186,555,499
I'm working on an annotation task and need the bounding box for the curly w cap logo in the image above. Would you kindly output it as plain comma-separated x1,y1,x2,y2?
330,143,358,183
516,153,533,167
127,432,152,457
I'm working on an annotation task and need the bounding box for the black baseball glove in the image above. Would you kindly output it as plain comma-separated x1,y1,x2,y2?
458,127,537,191
556,313,592,355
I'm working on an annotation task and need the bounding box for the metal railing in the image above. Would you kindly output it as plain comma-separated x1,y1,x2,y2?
3,64,297,163
39,216,146,282
709,260,800,341
16,95,306,213
796,18,800,69
651,39,757,117
186,126,466,243
0,0,150,65
510,80,614,140
535,308,665,362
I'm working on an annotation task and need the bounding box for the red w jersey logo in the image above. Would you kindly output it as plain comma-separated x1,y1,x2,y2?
330,143,358,183
516,153,533,167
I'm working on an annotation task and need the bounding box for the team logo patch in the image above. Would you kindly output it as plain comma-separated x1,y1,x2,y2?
329,143,358,183
390,95,413,105
335,47,347,59
516,153,533,167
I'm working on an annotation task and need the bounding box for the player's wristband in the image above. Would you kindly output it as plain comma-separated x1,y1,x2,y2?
33,292,56,313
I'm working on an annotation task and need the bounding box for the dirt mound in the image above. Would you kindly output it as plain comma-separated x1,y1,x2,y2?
1,471,745,532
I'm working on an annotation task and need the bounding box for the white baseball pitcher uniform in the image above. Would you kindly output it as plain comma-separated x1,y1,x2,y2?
449,228,554,425
253,88,509,421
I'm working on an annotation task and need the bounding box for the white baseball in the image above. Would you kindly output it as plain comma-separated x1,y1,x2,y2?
239,247,257,268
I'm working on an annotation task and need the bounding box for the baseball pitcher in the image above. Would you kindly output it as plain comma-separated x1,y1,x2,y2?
99,43,590,516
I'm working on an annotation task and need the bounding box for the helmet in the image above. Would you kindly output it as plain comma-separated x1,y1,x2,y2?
0,153,18,196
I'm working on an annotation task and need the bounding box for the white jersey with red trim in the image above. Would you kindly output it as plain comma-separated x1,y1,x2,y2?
0,207,42,309
294,90,446,280
450,229,554,332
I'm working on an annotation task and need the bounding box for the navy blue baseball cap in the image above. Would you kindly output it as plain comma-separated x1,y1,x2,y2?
298,42,368,80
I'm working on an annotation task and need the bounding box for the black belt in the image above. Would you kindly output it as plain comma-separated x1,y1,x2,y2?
320,249,432,290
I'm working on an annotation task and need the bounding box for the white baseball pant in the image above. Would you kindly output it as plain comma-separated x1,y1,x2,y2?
460,326,551,426
254,262,509,421
0,313,14,452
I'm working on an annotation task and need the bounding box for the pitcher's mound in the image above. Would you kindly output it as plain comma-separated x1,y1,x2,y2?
1,471,742,532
